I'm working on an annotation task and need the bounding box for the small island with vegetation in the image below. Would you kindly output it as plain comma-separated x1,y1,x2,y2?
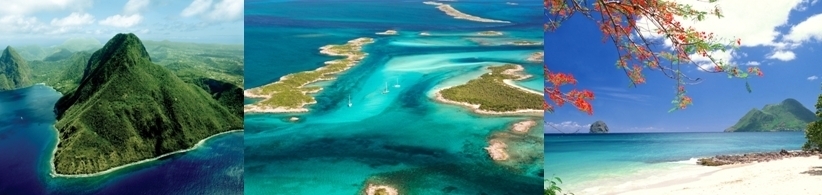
244,37,374,113
423,1,511,23
436,64,542,115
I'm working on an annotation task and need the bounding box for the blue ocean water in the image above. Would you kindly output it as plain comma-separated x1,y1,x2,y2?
544,132,808,192
244,0,544,194
0,85,243,195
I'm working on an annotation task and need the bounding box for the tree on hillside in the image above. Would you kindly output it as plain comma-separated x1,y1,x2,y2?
544,0,764,116
803,85,822,151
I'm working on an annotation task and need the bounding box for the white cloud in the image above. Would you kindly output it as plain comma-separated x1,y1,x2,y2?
689,50,736,71
124,0,151,15
638,0,803,47
635,1,809,67
181,0,212,17
546,121,591,133
745,61,761,66
181,0,243,22
767,50,797,61
0,15,46,33
99,14,143,28
50,12,94,27
0,0,93,15
782,13,822,44
809,76,819,81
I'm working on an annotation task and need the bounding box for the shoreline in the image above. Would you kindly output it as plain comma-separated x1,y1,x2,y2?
49,129,244,178
432,87,542,116
566,150,822,194
243,37,374,113
612,156,822,195
423,1,511,23
431,64,542,116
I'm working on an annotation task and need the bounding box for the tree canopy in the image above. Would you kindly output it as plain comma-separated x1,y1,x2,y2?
544,0,764,116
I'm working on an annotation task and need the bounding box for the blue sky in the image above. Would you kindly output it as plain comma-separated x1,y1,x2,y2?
0,0,243,46
546,0,822,133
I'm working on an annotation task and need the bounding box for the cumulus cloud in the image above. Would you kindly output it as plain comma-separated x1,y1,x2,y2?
0,0,93,15
0,15,46,34
99,14,143,28
50,12,95,27
546,121,590,133
634,1,811,66
809,76,819,81
767,50,797,61
124,0,151,15
782,13,822,44
745,61,761,66
180,0,243,22
690,50,736,71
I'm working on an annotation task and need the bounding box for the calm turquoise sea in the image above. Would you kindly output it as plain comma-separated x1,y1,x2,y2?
244,0,545,194
0,85,244,195
544,132,807,192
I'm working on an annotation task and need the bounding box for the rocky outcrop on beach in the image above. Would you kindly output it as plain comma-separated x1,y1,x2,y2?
589,120,609,133
697,149,821,166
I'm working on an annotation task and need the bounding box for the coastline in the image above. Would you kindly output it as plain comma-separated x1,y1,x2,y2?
49,129,244,178
432,64,542,116
432,87,542,116
423,1,511,23
243,37,374,113
594,156,822,195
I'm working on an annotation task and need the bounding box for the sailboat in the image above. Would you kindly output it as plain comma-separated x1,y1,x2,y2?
348,95,353,107
382,82,390,94
393,78,400,88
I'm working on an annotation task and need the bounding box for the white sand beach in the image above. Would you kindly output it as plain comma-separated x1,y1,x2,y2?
573,156,822,195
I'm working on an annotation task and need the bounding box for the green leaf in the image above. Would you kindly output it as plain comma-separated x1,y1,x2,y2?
668,107,677,113
555,177,563,183
746,81,752,93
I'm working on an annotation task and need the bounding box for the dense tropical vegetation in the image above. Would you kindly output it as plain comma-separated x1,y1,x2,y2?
804,86,822,151
51,33,243,174
440,64,543,112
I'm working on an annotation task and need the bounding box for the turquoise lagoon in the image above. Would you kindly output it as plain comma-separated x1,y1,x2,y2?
244,0,545,194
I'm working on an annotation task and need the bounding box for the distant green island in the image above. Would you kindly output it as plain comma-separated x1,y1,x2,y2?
244,37,374,113
725,98,816,132
436,64,542,114
0,46,33,91
46,33,243,175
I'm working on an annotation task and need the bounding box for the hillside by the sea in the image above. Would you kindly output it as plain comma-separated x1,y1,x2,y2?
725,98,816,132
52,33,243,175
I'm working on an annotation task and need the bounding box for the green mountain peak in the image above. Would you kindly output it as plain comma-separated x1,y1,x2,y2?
0,45,33,90
725,98,816,132
52,33,242,175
